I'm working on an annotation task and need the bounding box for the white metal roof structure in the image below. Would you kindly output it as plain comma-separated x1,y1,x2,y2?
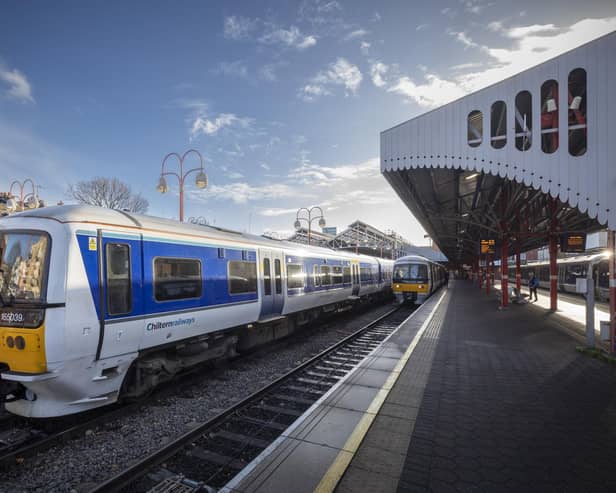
381,31,616,264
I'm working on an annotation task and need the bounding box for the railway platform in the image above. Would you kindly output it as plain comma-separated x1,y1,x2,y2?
222,280,616,492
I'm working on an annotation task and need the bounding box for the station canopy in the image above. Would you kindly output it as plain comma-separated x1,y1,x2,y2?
381,32,616,265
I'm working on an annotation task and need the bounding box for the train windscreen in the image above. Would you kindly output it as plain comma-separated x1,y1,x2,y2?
0,231,49,303
393,263,428,283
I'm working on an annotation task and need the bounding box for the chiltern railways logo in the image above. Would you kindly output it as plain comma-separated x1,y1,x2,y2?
146,317,196,332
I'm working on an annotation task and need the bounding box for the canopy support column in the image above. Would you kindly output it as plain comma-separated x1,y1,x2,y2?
609,230,616,355
501,235,508,307
549,198,558,311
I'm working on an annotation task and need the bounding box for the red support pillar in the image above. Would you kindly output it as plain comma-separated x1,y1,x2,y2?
549,234,558,311
609,230,616,354
486,254,491,296
549,199,558,311
501,236,508,307
516,244,521,292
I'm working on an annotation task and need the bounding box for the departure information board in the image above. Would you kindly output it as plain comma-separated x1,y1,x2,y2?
560,233,586,253
480,239,496,255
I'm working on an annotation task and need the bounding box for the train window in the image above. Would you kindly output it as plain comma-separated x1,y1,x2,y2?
154,257,202,302
467,110,482,147
274,259,282,294
228,261,258,294
539,266,550,283
541,80,559,153
106,243,132,314
332,266,343,284
598,261,609,289
321,266,332,286
564,263,586,285
393,263,428,283
360,267,372,283
263,258,271,295
491,101,507,149
568,68,587,156
313,265,321,287
287,264,304,289
343,266,351,284
515,90,532,151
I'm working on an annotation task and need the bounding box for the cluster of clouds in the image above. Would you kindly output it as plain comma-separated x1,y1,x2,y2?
299,58,362,101
0,62,34,103
224,15,317,51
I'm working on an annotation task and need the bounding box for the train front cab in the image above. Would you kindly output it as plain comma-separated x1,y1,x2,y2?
393,260,431,304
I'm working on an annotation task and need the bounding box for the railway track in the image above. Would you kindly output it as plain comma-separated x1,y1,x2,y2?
0,301,395,474
90,305,414,493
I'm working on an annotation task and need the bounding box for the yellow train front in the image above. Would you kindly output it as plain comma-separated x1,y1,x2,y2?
392,255,447,304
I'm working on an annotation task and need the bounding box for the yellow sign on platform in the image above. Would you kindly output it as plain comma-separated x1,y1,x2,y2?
480,239,496,255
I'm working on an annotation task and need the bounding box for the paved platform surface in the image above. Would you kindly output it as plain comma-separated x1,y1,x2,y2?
337,280,616,492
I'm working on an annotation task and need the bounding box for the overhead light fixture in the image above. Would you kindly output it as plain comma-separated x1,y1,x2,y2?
461,212,469,217
546,98,557,112
465,172,479,181
570,96,582,110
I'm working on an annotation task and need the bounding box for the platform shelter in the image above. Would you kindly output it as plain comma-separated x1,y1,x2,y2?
380,32,616,350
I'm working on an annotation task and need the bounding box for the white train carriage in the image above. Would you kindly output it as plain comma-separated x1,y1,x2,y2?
0,206,392,417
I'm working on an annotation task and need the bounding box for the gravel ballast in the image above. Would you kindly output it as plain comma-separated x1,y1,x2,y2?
0,303,396,493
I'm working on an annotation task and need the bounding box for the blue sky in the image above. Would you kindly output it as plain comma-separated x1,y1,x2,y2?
1,0,615,243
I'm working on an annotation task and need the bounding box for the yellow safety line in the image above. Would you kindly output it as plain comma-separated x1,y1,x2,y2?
313,290,448,493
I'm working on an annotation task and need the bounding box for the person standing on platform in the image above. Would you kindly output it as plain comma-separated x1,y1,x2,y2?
528,272,539,302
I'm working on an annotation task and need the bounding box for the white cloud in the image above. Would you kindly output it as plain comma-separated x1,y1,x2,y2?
227,171,244,179
450,31,479,49
379,17,616,109
288,158,381,186
462,0,492,15
259,62,287,81
370,62,388,87
195,182,306,204
0,64,34,103
306,58,362,99
416,24,429,31
387,74,467,108
372,11,381,22
344,29,368,41
213,60,248,78
299,84,331,101
224,16,257,40
259,162,271,170
259,25,317,50
259,207,300,217
360,41,371,55
190,113,253,137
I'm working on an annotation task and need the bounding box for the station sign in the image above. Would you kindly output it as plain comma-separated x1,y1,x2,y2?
479,238,497,255
560,233,586,253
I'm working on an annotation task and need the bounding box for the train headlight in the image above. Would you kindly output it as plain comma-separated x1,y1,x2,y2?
395,284,400,288
6,336,14,348
15,336,26,350
419,285,423,289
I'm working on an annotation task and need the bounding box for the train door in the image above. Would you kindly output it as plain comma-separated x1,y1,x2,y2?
351,262,360,296
259,250,284,319
98,233,144,359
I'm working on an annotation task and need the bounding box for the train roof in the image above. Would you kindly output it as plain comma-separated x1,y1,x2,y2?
2,205,390,263
394,254,442,265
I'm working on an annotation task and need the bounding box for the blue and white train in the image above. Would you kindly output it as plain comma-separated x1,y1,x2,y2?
0,205,393,417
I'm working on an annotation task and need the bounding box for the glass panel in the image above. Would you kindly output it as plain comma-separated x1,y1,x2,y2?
154,257,201,302
287,264,304,289
107,244,132,314
313,265,321,287
229,261,258,294
321,265,332,286
568,68,587,156
0,231,49,305
343,267,351,284
515,91,532,150
263,258,271,295
332,266,343,284
274,259,282,294
467,110,483,147
540,79,559,153
393,263,429,283
490,101,507,149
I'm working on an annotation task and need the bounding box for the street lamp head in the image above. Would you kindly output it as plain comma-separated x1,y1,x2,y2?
2,198,17,213
294,219,301,230
156,176,168,194
318,217,326,228
195,170,208,189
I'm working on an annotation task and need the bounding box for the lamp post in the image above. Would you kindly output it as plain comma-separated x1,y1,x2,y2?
8,179,38,212
294,206,326,246
157,149,208,222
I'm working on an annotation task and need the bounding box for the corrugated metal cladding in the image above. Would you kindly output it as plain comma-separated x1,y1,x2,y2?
381,31,616,229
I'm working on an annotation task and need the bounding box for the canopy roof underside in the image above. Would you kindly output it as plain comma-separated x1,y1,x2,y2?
383,166,603,264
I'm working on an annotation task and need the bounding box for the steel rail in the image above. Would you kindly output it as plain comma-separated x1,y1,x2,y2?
89,304,407,493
